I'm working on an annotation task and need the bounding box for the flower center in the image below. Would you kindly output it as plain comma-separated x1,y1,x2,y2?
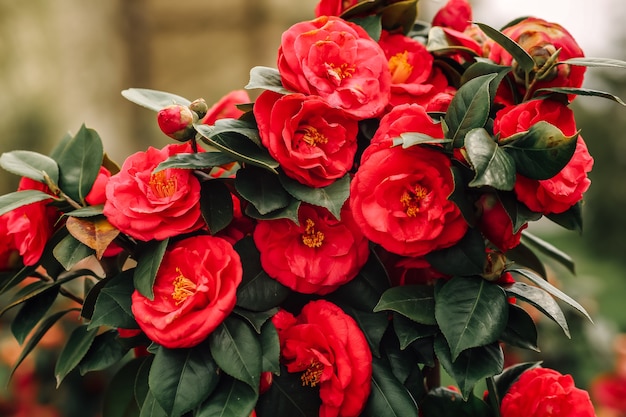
301,218,325,248
301,359,324,387
299,126,328,147
388,50,413,84
325,62,356,86
400,185,429,217
171,267,197,305
150,171,177,198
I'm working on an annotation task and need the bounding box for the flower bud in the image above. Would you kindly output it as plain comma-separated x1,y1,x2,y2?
432,0,472,32
189,98,208,119
157,104,198,142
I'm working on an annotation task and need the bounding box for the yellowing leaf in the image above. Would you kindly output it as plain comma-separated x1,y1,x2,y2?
66,216,120,259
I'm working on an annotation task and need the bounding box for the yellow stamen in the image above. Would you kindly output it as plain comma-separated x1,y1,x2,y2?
400,185,429,217
299,126,328,147
388,50,414,84
171,267,197,305
301,360,324,387
150,171,177,198
326,62,356,85
301,218,325,248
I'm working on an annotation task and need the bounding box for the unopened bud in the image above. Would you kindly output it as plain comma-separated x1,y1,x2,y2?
189,98,208,119
157,104,198,142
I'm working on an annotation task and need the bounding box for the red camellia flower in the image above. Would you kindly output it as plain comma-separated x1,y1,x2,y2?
254,90,358,187
494,99,593,214
272,300,372,417
253,203,369,295
500,367,596,417
103,143,205,241
201,89,250,125
278,16,391,119
314,0,359,17
131,235,242,348
432,0,472,32
477,193,527,251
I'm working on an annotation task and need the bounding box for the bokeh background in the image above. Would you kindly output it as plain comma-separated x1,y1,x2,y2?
1,0,626,415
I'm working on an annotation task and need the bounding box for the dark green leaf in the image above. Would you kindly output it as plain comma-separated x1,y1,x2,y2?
197,376,258,417
500,303,539,352
435,276,509,360
102,357,146,417
461,61,512,86
475,22,535,73
200,180,234,234
492,361,541,401
139,391,168,417
425,227,486,276
121,88,191,111
379,0,418,34
260,321,280,374
245,197,301,224
546,201,583,233
134,239,169,300
350,14,382,41
233,307,278,334
209,316,262,392
498,191,542,234
374,285,436,325
212,118,262,147
55,324,98,387
279,173,350,220
520,231,575,273
154,152,237,173
504,281,570,337
256,364,321,417
393,313,439,350
53,234,95,270
535,86,626,105
505,241,547,279
392,133,451,148
362,356,419,417
236,167,290,215
435,335,504,399
89,270,138,330
65,205,104,217
445,73,497,146
135,355,153,410
79,330,130,375
465,128,516,190
421,387,492,417
149,345,219,417
11,286,59,344
52,124,104,204
245,66,291,94
562,57,626,68
449,164,478,226
0,150,59,184
341,305,389,357
0,189,54,216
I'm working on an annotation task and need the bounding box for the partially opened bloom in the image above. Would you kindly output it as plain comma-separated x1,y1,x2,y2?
253,203,369,295
131,235,242,348
272,300,372,417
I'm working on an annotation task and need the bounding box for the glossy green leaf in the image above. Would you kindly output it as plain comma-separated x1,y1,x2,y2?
51,124,104,204
88,270,138,330
421,387,492,417
392,133,451,148
197,376,258,417
449,164,478,226
350,14,382,41
121,88,191,111
340,0,379,19
139,391,168,417
461,61,512,85
435,276,509,360
200,180,234,234
133,239,169,300
65,205,104,218
236,166,290,215
154,152,237,173
256,364,321,417
212,118,262,147
504,281,570,337
0,189,54,216
500,303,539,352
535,86,626,105
209,316,262,392
476,22,535,73
505,241,547,279
562,56,626,68
259,321,280,374
55,324,98,387
233,307,277,334
374,285,436,325
0,150,59,185
520,231,575,274
498,191,542,234
492,361,541,401
79,330,130,375
102,357,146,417
149,344,219,417
245,66,291,95
465,127,516,190
53,234,95,270
11,286,59,344
234,237,290,312
134,355,153,411
380,0,418,34
244,197,301,224
279,173,350,220
341,305,389,358
393,313,439,350
362,356,419,417
445,73,497,147
425,228,486,276
435,335,504,399
546,201,583,233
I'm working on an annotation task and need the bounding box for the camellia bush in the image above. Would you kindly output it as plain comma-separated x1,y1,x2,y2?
0,0,624,416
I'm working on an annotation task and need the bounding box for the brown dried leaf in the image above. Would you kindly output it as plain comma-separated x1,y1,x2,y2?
66,216,120,260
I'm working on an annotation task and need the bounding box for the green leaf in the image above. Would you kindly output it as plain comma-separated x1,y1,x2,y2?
236,166,291,215
234,307,278,334
500,303,539,352
362,356,419,417
279,173,350,219
475,22,535,73
534,86,626,105
520,231,575,273
562,57,626,68
421,387,492,417
498,191,542,234
350,14,382,41
379,0,418,34
134,239,169,300
149,344,219,417
53,234,95,270
55,324,98,387
445,73,497,147
65,205,104,218
135,355,153,411
79,330,130,375
209,316,262,391
341,305,389,358
374,285,436,325
245,66,291,94
435,335,504,399
199,180,234,235
234,237,290,311
546,201,583,233
435,276,509,360
260,321,280,374
465,128,516,190
102,357,146,417
392,133,451,148
154,152,237,173
121,88,191,111
245,197,301,224
449,164,478,226
0,150,59,184
88,270,138,330
256,365,321,417
492,361,541,401
139,391,169,417
51,124,104,204
197,376,258,417
0,189,54,216
212,118,262,147
11,286,59,344
392,313,439,350
505,241,547,279
504,281,570,337
425,228,486,276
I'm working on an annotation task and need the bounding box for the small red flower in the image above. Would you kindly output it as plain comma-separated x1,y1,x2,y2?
477,193,527,251
432,0,473,32
157,104,197,141
272,300,372,417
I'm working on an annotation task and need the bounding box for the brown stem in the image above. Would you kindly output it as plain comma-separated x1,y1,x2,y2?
59,287,84,305
424,358,441,391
